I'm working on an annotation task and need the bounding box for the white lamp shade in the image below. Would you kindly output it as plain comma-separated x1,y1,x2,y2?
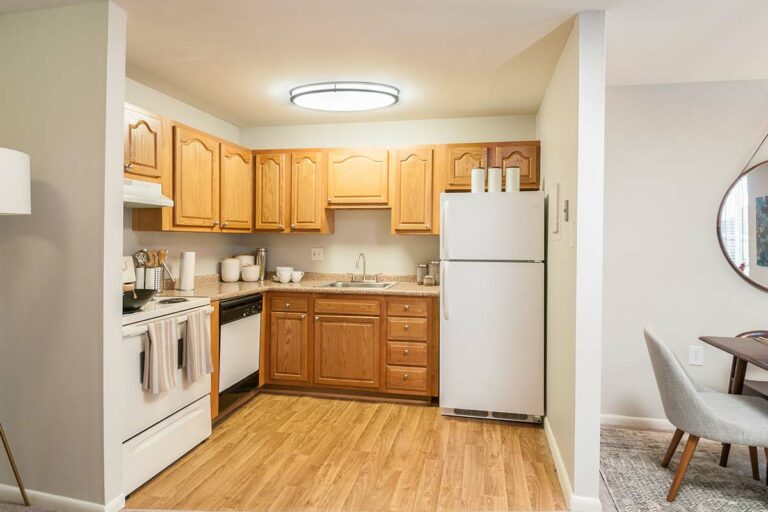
0,147,31,215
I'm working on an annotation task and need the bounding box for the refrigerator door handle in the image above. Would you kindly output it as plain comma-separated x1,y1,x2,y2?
441,199,449,260
442,261,449,320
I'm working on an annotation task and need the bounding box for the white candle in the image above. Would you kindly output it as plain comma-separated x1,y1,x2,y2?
471,167,486,193
506,166,521,192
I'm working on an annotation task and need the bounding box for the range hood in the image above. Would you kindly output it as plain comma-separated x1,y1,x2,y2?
123,178,174,208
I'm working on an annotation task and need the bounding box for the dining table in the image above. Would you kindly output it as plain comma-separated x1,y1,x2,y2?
699,334,768,469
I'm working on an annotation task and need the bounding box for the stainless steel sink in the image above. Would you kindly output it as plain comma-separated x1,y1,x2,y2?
316,281,397,289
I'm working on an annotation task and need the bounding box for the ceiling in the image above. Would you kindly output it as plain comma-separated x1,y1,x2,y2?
2,0,768,126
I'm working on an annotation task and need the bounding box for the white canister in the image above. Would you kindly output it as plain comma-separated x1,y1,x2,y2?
488,167,502,192
235,254,255,268
506,166,521,192
221,258,241,283
471,167,486,193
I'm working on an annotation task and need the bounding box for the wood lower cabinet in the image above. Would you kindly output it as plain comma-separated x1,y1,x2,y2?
392,148,433,233
314,315,380,388
219,143,253,232
327,149,388,207
263,293,437,399
269,311,309,383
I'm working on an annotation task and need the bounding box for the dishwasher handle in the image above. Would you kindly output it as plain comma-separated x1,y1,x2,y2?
220,294,263,325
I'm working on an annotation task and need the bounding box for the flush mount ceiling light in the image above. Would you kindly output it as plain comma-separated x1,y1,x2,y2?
289,81,399,112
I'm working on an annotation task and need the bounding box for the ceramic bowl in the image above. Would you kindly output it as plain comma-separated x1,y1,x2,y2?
241,264,261,282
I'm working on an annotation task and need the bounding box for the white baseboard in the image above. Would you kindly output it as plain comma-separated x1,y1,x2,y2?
543,417,573,509
601,413,674,432
0,483,124,512
569,495,603,512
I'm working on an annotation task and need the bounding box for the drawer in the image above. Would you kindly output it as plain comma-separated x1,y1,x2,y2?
386,365,427,392
386,342,427,367
387,298,428,318
271,296,308,312
314,297,380,316
387,317,428,341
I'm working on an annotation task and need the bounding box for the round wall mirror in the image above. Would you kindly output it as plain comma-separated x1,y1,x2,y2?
718,159,768,291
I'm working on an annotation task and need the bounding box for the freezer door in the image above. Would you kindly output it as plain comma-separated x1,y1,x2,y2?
440,192,544,261
439,260,544,416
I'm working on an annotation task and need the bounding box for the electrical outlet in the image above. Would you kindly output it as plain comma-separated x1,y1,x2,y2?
311,247,324,261
689,345,704,366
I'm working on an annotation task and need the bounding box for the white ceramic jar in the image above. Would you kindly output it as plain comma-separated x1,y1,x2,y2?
221,258,240,283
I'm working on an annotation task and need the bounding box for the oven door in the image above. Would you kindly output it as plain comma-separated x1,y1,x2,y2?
121,310,211,441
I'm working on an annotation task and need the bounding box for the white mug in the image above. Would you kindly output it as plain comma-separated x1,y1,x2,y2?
276,270,292,284
291,271,305,283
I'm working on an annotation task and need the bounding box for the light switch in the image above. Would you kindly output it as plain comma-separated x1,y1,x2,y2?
311,247,324,261
689,345,704,366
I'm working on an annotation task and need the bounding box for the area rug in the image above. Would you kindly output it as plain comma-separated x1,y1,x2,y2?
0,503,50,512
601,426,768,511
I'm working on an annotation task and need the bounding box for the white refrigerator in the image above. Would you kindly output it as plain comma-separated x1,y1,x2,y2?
439,192,545,422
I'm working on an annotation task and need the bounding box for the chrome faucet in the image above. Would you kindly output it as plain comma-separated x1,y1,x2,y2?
355,252,367,281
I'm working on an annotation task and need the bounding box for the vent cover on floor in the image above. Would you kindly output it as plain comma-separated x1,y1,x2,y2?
453,408,489,418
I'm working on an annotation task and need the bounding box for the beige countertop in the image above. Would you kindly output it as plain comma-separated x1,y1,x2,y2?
158,274,439,302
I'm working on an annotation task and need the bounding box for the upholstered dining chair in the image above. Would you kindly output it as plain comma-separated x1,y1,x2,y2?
645,328,768,502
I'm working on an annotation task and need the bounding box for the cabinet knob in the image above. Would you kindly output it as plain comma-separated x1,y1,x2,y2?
285,302,291,307
315,315,319,321
291,223,296,228
404,304,410,311
404,324,410,330
212,220,219,226
403,373,409,381
404,349,409,355
124,163,134,170
278,224,284,229
222,222,228,228
301,314,306,319
425,224,431,229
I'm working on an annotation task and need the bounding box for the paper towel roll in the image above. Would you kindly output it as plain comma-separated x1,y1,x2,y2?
471,167,486,193
179,251,196,291
488,167,502,192
506,166,521,192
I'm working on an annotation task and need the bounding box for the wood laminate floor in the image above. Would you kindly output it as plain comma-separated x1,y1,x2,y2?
126,394,566,511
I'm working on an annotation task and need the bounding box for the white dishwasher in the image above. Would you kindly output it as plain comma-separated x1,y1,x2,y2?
219,294,262,392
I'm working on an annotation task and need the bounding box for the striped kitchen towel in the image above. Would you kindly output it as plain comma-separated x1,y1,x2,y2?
144,317,179,394
184,308,213,383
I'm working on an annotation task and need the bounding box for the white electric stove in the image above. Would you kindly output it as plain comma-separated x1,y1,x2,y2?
122,296,210,326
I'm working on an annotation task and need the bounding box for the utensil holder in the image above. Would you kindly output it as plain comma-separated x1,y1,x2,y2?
143,267,164,292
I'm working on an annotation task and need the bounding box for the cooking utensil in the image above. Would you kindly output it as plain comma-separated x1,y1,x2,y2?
123,289,156,313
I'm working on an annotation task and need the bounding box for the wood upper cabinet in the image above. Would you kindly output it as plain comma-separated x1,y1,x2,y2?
493,142,541,191
327,150,388,206
219,143,253,232
173,125,220,229
124,104,165,181
291,151,325,230
445,144,489,189
392,148,433,233
314,315,380,389
254,152,289,231
270,311,309,383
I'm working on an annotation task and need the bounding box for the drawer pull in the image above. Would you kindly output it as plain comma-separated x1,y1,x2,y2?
285,302,291,307
404,324,410,330
315,315,319,320
404,349,409,355
301,314,306,319
404,373,409,380
404,304,410,311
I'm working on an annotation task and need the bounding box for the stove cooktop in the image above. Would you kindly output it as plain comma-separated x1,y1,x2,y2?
122,295,211,326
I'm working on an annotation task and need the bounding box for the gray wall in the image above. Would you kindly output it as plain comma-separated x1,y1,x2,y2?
0,2,125,507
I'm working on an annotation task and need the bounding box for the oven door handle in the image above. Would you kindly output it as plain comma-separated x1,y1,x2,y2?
123,305,213,337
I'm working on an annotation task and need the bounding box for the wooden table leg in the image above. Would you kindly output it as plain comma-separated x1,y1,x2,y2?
0,423,30,506
720,358,748,467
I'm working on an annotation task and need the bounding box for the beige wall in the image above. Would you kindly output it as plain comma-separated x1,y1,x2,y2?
602,79,768,423
0,2,125,508
537,18,579,491
241,115,536,149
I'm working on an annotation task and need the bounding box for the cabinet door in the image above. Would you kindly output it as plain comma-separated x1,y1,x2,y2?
291,151,323,230
445,145,488,189
494,143,540,191
392,148,433,232
255,152,288,231
314,315,380,388
220,143,253,232
270,311,309,383
327,150,388,206
124,105,165,181
173,125,220,229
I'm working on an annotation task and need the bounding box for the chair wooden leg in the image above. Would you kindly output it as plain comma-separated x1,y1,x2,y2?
719,443,731,467
764,448,768,485
749,446,760,480
667,434,699,502
0,423,30,507
662,428,684,467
